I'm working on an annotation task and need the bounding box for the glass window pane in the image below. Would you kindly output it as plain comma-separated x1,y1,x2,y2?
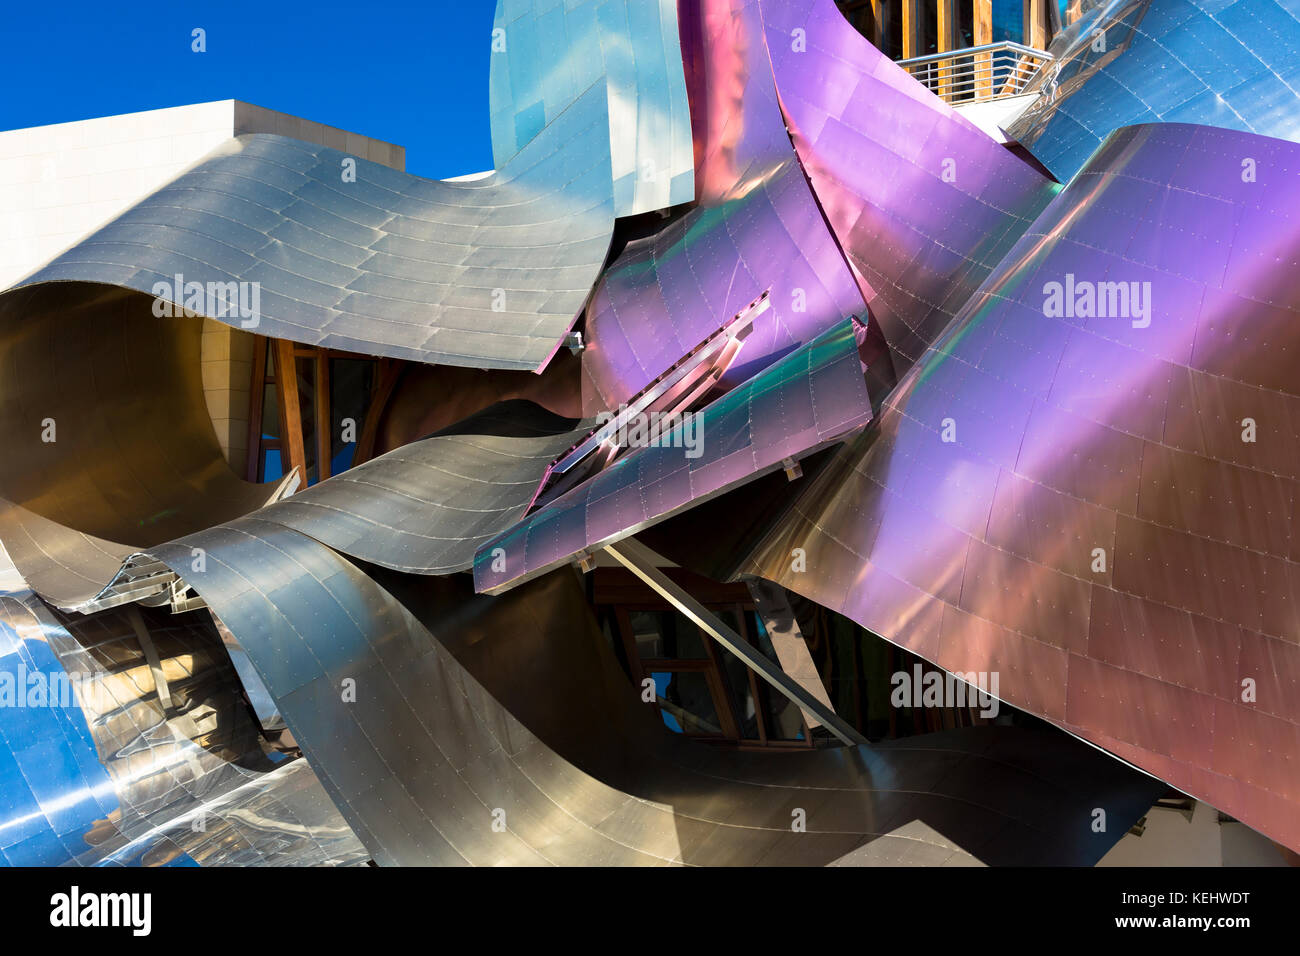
329,358,375,475
758,682,806,741
719,652,760,739
629,609,708,659
262,447,283,483
652,671,723,735
261,383,279,439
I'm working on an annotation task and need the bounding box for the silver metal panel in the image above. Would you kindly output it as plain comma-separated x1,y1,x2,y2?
578,0,867,413
1008,0,1300,181
0,549,367,867
132,523,1159,865
0,286,287,611
604,537,868,746
256,401,591,573
490,0,695,216
12,87,615,371
739,123,1300,854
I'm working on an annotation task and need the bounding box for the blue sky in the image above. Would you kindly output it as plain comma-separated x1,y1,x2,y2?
0,0,499,179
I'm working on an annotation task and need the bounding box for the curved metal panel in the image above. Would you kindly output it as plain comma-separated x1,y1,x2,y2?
740,123,1300,853
490,0,695,216
760,0,1061,370
256,400,589,574
578,0,866,413
134,521,1158,865
0,503,134,614
12,88,615,371
0,591,118,865
475,319,872,593
0,551,367,867
1007,0,1300,182
0,285,286,610
0,0,1207,869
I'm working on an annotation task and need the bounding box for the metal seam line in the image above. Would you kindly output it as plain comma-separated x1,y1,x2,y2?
603,537,869,747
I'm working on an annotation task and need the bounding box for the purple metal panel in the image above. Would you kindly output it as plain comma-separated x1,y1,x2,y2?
759,0,1061,372
476,318,871,594
739,123,1300,853
578,0,866,414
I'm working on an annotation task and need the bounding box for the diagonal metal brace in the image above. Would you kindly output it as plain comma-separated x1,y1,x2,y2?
604,537,868,747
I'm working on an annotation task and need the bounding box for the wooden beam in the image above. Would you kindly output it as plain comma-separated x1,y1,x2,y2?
974,0,992,43
315,351,331,482
936,0,957,98
273,338,306,486
902,0,922,59
1025,0,1047,48
605,538,869,747
352,358,403,466
975,0,993,98
936,0,957,50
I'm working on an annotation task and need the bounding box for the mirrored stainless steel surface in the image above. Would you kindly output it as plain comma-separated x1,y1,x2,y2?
761,0,1061,370
0,548,367,867
11,90,615,371
740,122,1300,853
2,0,1293,867
129,523,1159,865
256,400,590,574
1007,0,1300,182
578,0,867,413
490,0,695,216
476,318,872,594
0,286,286,610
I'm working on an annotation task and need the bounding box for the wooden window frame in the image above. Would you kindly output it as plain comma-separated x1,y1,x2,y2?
604,584,814,750
246,338,390,484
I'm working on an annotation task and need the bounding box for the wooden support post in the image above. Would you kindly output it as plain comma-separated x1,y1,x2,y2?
245,337,267,482
974,0,993,99
868,0,883,48
353,358,403,466
936,0,957,100
274,338,306,486
902,0,922,59
315,351,331,482
1025,0,1047,48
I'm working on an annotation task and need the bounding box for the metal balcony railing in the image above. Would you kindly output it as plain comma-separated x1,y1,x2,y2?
895,41,1052,105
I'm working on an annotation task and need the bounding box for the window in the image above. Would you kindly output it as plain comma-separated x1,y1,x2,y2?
246,339,379,485
595,569,813,749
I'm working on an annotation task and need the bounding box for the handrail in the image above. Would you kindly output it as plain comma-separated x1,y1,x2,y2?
895,40,1046,67
895,40,1053,105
